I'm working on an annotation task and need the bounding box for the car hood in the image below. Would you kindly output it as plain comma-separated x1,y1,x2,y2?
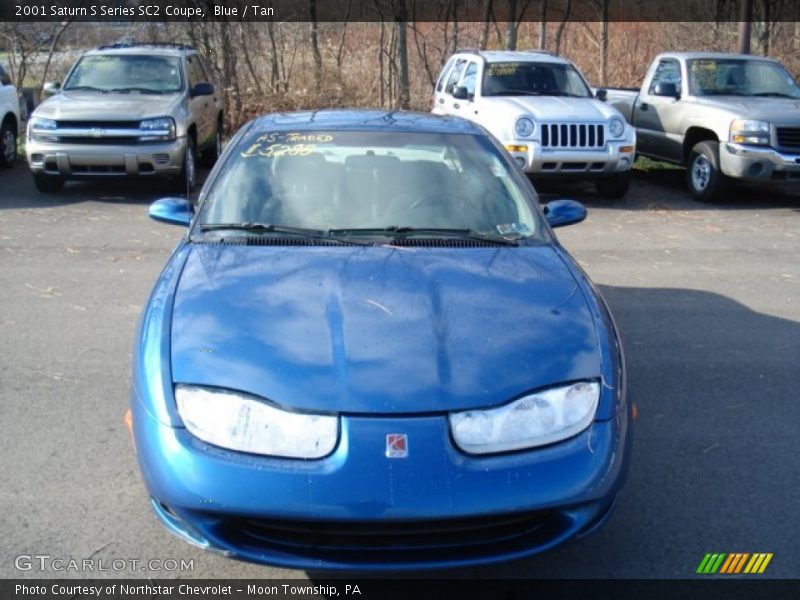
170,244,601,414
693,96,800,123
33,90,181,121
489,96,618,121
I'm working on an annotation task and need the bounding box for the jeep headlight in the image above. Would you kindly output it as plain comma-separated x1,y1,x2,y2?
730,119,770,146
28,117,58,142
515,117,535,138
176,385,339,459
139,117,176,142
449,381,600,454
609,118,625,138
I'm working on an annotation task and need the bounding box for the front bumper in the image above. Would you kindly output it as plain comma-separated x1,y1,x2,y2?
721,143,800,182
505,140,635,177
131,390,632,570
26,137,186,177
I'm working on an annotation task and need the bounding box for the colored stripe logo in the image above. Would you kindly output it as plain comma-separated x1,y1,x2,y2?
697,553,772,574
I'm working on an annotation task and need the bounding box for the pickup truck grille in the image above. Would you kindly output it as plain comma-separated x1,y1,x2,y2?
776,128,800,149
540,123,605,149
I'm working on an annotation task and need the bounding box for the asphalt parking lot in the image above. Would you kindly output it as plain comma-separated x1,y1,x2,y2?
1,163,799,579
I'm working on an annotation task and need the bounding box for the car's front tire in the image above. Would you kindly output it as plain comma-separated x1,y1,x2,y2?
687,141,726,202
0,118,16,168
595,172,631,199
32,172,65,193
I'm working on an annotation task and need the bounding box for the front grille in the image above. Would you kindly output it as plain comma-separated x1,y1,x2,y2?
212,510,554,551
56,136,138,144
56,120,139,129
776,127,800,149
541,123,605,148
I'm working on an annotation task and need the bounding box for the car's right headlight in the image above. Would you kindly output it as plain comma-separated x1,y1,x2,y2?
139,117,176,142
729,119,770,146
28,117,58,142
449,381,600,455
175,385,339,459
515,117,535,138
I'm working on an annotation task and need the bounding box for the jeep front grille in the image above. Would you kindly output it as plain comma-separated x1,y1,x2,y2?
540,123,605,149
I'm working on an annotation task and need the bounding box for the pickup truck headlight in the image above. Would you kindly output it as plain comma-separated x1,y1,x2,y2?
139,117,176,142
175,385,339,459
609,118,625,138
729,119,770,146
449,381,600,455
515,117,535,138
28,117,58,142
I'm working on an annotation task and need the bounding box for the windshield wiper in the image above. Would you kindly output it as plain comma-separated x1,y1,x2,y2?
499,90,544,96
108,87,167,94
197,222,371,246
328,226,522,246
64,85,107,93
750,92,799,98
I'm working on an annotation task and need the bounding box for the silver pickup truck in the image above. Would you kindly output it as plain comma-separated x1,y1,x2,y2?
603,52,800,201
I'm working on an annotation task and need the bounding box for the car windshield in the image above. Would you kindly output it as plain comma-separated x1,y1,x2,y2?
482,62,592,98
197,129,542,240
64,54,183,94
688,58,800,98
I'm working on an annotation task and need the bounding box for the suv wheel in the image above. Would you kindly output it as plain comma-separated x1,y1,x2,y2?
176,136,197,194
0,119,16,168
595,172,631,199
200,122,222,167
687,141,726,202
33,173,65,193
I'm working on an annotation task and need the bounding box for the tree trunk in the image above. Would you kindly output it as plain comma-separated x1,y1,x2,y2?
478,0,493,49
538,0,547,50
555,0,571,55
395,17,410,109
39,19,74,91
738,0,752,54
599,0,609,85
506,0,518,50
309,0,323,87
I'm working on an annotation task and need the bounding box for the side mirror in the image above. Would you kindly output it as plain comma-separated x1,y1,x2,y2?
451,86,470,100
149,197,193,226
653,82,679,99
42,81,61,97
543,199,587,228
190,82,214,97
595,88,608,102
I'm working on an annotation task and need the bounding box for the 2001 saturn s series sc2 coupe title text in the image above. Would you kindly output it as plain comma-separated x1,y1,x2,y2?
129,109,632,571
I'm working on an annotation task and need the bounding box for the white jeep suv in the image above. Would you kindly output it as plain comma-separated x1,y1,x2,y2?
0,63,21,168
433,50,636,198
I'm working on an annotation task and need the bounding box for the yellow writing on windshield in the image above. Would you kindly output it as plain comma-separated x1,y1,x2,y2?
241,143,318,158
488,63,522,77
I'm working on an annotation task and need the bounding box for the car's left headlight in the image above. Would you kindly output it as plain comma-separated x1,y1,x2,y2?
515,117,535,138
139,117,176,142
729,119,770,146
609,118,625,138
175,385,339,459
449,381,600,455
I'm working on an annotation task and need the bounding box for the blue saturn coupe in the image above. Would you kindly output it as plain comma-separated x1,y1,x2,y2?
130,110,632,570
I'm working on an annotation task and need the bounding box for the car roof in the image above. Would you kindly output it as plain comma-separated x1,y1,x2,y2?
248,110,484,135
84,44,193,58
658,51,780,62
455,50,571,65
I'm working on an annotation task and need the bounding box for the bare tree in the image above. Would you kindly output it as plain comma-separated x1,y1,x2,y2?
308,0,323,87
478,0,493,49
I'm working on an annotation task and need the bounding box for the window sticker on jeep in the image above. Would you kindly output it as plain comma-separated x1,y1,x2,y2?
488,63,523,77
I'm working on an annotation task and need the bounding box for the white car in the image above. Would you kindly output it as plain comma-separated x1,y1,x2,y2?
0,63,21,168
433,50,636,198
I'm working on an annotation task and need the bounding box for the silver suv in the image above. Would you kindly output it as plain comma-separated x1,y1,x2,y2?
26,43,224,194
